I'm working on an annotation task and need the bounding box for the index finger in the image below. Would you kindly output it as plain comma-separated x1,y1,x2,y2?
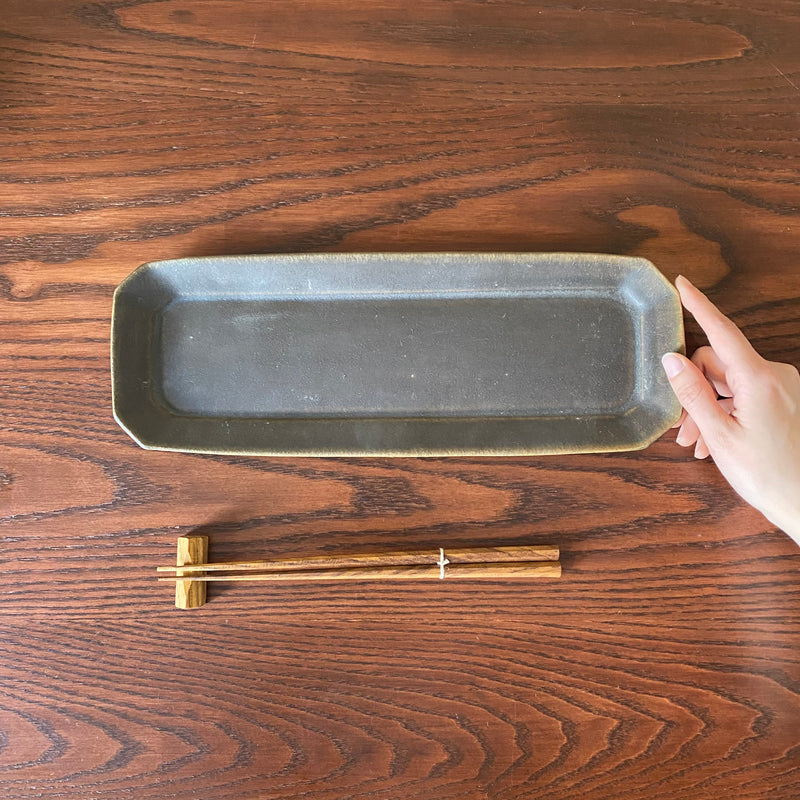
675,276,762,371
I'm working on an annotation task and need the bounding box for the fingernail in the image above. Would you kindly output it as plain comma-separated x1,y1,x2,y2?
661,353,684,378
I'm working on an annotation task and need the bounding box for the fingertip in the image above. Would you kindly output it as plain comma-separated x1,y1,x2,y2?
676,416,701,448
675,274,698,298
671,409,687,429
661,352,686,378
694,438,710,459
675,275,706,313
674,280,760,369
661,352,731,441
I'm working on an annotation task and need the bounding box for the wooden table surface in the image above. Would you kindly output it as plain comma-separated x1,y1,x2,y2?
2,1,799,798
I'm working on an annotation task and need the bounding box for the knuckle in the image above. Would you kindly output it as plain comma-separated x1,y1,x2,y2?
709,418,733,449
758,369,787,400
757,362,800,412
676,379,707,409
780,362,800,382
690,346,712,366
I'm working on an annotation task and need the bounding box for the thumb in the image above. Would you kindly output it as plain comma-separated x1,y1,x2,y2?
661,353,731,443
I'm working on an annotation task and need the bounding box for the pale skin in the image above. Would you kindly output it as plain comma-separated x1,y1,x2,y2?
661,276,800,545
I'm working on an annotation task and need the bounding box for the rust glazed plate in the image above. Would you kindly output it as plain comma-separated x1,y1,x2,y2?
111,253,684,456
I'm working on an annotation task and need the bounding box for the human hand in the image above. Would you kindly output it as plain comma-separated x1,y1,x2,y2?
661,275,800,544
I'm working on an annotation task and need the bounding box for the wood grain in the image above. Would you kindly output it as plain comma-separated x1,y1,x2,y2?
1,0,799,798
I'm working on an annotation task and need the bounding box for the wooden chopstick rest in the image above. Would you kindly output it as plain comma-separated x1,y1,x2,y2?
162,536,561,609
174,534,208,610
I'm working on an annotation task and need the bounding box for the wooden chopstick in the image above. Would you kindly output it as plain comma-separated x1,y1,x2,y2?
160,561,561,582
157,544,559,574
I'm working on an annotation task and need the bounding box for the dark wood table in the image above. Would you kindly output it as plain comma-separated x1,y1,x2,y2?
2,2,799,798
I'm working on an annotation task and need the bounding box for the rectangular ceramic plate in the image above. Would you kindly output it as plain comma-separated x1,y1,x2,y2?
111,253,684,456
